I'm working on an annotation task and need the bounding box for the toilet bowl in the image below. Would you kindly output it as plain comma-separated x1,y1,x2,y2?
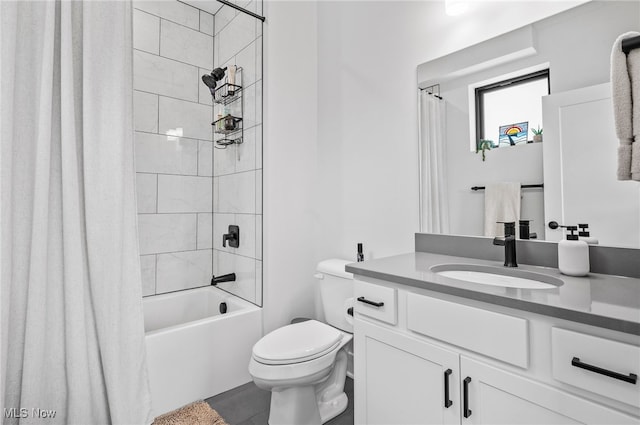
249,259,355,425
249,320,353,425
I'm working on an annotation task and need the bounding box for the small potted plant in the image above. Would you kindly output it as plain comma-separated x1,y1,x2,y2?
476,139,494,162
531,125,543,143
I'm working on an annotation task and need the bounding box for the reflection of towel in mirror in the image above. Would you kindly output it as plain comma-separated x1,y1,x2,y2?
484,182,521,237
611,31,640,181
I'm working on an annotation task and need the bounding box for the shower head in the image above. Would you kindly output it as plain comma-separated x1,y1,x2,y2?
201,67,227,95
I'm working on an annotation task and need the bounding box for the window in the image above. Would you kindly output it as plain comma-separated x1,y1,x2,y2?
475,69,550,149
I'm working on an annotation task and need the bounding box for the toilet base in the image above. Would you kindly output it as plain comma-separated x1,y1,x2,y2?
269,385,322,425
266,349,349,425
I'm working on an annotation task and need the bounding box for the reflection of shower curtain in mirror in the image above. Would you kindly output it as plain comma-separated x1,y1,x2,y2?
419,91,450,233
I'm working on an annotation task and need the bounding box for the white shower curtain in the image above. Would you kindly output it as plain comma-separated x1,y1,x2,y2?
1,1,151,424
419,91,450,234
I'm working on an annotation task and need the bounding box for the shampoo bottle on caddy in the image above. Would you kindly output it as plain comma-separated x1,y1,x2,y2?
558,226,590,276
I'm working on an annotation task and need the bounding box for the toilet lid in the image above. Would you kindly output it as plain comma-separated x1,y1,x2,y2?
252,320,343,365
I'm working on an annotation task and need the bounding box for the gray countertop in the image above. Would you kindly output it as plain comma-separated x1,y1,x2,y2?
345,252,640,336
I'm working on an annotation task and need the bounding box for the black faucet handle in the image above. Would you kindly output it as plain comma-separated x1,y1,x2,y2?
222,225,240,248
497,221,516,237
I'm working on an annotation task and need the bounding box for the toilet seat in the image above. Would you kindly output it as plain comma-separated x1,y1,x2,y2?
253,320,342,365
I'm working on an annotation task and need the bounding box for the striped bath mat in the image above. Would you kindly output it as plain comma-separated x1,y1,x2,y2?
152,401,228,425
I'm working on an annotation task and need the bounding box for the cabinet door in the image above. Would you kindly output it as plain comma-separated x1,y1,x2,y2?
354,319,460,425
460,356,639,425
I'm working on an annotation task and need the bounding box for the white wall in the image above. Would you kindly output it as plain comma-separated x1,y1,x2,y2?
263,1,320,332
261,0,598,330
316,1,433,264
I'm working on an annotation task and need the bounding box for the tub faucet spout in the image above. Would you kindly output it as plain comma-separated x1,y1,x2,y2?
211,273,236,285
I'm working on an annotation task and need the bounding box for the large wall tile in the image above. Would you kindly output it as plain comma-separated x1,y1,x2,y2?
136,173,157,213
156,249,213,293
242,82,256,128
133,9,160,55
159,96,213,141
235,41,256,88
133,9,160,54
255,260,262,304
213,141,236,176
235,214,256,258
135,132,198,175
157,175,212,213
255,124,262,169
256,37,262,81
255,79,262,124
198,140,213,176
197,213,213,249
216,171,255,214
134,90,158,133
214,5,236,36
256,215,262,260
138,213,196,255
255,169,262,213
236,125,255,173
160,20,213,70
217,12,256,65
200,10,214,36
134,1,199,30
140,255,157,296
134,50,198,102
213,250,256,304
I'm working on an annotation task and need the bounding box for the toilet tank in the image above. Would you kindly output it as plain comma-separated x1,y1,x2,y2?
315,259,354,333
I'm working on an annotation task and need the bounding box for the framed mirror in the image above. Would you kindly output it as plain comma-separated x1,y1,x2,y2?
417,0,640,248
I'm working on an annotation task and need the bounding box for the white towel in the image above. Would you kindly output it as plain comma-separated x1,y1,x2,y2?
484,182,521,237
610,31,640,181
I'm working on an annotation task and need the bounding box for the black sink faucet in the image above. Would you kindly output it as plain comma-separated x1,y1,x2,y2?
493,221,518,267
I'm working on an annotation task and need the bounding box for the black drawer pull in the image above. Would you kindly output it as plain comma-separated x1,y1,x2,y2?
571,357,637,384
357,296,384,307
463,377,472,418
444,369,453,408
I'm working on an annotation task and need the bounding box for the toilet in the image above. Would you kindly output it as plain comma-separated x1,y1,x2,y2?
249,259,354,425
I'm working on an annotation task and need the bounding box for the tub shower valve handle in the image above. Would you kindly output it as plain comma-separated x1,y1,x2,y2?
223,225,240,248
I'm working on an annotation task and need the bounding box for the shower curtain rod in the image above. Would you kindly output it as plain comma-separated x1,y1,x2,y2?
419,86,443,100
217,0,265,22
622,35,640,54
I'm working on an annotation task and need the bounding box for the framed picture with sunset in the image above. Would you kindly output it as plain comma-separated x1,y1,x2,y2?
498,121,529,146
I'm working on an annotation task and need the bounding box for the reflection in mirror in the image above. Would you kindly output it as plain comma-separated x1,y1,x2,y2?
418,1,640,248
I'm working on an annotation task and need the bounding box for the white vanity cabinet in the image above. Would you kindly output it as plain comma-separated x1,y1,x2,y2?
353,278,640,425
459,356,636,425
354,319,460,425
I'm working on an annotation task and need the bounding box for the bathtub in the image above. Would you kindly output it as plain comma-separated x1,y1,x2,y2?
144,286,262,417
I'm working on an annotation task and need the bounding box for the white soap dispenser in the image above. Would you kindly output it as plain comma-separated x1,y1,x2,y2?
558,225,590,276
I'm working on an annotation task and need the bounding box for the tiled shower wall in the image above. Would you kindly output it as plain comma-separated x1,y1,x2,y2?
211,3,263,305
133,1,214,297
132,0,263,305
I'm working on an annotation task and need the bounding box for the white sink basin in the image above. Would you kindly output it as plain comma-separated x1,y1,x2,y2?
430,264,563,290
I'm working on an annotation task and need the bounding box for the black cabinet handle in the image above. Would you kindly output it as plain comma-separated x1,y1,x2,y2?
463,377,472,418
571,357,637,385
357,296,384,307
444,369,453,408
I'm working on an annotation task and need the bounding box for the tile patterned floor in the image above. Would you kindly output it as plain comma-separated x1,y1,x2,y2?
206,377,354,425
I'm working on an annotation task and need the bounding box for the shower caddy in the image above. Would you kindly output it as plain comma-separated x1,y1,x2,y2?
212,67,243,148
